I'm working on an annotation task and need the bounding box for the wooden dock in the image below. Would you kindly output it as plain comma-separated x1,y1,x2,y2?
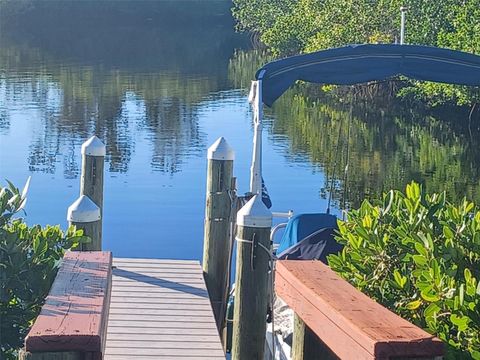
104,258,225,360
18,137,446,360
21,253,225,360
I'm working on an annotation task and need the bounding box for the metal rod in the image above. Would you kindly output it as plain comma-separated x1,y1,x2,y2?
400,6,408,45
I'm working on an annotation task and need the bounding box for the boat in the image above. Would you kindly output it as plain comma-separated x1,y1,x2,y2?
228,43,480,359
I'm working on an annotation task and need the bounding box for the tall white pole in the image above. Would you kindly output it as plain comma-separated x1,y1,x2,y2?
400,6,407,45
249,71,265,195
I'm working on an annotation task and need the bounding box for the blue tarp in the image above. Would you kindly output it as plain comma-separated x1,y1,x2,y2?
276,213,338,254
255,44,480,106
277,228,343,263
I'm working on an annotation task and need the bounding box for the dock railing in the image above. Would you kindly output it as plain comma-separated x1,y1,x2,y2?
275,260,445,360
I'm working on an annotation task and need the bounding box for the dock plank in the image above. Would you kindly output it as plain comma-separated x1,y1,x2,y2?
105,348,225,357
109,302,213,310
112,258,198,264
107,333,221,342
106,327,217,335
104,258,225,359
105,357,224,360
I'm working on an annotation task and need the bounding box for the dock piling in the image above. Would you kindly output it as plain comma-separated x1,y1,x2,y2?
67,195,101,250
292,314,338,360
80,135,105,245
202,137,235,331
231,195,272,360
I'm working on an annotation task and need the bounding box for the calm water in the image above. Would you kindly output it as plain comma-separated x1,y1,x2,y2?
1,1,479,259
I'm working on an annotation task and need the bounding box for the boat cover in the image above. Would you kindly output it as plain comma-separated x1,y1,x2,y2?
255,44,480,106
276,213,338,254
277,227,343,262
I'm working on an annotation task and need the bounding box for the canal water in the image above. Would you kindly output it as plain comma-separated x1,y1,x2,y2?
1,1,479,259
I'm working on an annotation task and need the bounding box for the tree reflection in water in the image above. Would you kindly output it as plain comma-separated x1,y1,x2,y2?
0,0,245,175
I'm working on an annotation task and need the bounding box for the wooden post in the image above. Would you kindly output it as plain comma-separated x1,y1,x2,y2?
231,194,272,360
80,136,105,246
202,137,235,331
292,314,339,360
67,195,101,250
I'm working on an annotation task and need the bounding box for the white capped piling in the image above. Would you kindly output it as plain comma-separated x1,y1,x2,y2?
203,137,236,332
232,195,272,360
67,195,101,250
80,136,105,249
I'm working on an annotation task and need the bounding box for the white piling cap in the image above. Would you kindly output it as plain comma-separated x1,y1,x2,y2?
81,136,106,156
237,195,272,228
67,195,101,223
208,137,234,161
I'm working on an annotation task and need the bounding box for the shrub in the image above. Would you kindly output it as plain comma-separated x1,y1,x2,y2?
0,180,88,359
328,181,480,359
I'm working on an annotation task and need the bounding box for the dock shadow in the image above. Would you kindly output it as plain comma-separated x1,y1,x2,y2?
112,267,209,298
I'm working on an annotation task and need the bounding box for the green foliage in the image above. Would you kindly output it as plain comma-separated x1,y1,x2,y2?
232,0,480,106
329,182,480,359
0,180,89,359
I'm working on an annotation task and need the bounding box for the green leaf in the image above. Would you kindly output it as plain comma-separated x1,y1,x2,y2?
459,284,464,306
464,201,474,214
406,300,422,310
443,226,454,239
406,181,421,201
420,287,440,302
450,314,470,331
413,255,428,266
470,350,480,360
362,214,372,228
464,268,472,282
382,190,394,215
393,269,407,289
33,236,40,254
424,303,441,318
355,227,370,241
414,242,427,256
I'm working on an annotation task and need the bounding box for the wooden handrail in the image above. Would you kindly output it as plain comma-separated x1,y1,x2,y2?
20,251,112,360
275,260,444,360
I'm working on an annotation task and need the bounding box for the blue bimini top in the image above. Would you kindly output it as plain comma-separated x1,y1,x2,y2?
255,44,480,107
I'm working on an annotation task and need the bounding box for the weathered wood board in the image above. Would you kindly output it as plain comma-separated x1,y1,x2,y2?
24,251,112,356
104,258,225,360
276,260,444,360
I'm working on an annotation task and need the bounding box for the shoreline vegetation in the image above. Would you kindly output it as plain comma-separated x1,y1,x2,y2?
232,0,480,108
331,182,480,359
0,181,89,359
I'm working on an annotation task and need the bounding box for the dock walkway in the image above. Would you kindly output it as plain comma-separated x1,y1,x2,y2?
104,257,225,360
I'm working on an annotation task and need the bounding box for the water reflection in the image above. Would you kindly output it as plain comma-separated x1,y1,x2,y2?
2,1,480,259
273,95,479,206
0,0,244,175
